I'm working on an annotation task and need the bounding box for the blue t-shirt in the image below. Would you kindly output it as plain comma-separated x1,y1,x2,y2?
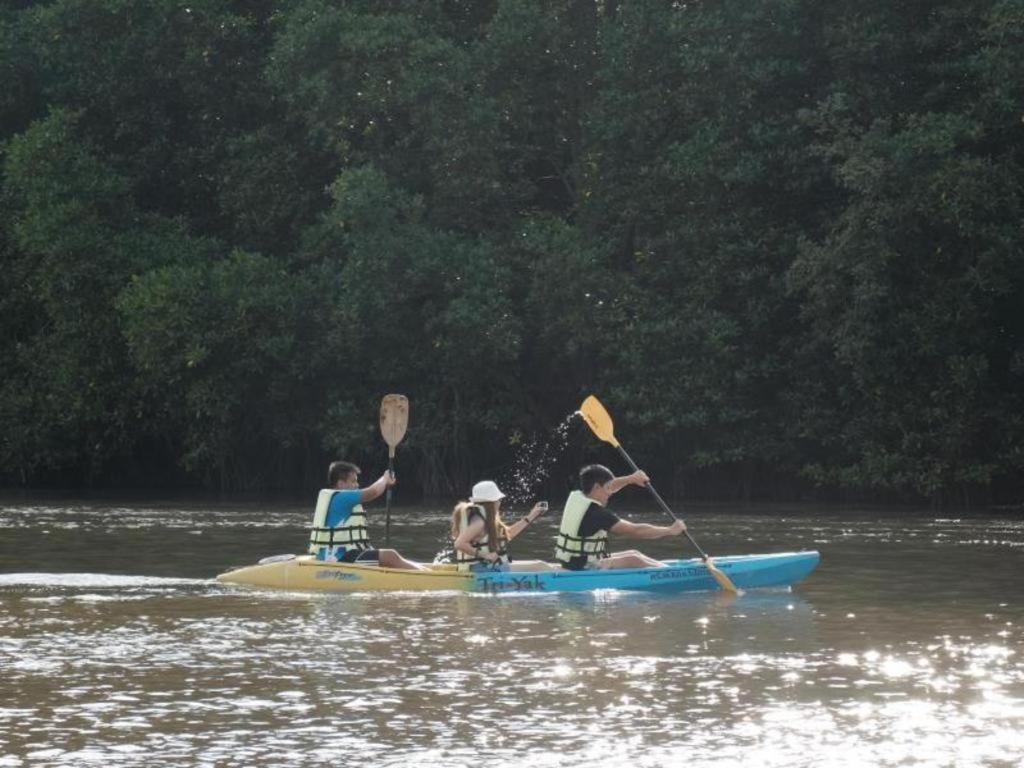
325,489,362,528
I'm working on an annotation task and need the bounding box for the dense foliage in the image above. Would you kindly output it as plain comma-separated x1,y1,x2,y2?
2,0,1022,504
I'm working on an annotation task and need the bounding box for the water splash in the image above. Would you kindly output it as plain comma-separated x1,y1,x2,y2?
430,412,580,562
495,413,579,506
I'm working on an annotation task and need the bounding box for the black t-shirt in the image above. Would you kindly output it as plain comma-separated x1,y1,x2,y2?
563,501,620,570
577,502,620,537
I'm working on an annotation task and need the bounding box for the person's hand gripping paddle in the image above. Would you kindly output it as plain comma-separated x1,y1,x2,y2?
578,395,739,593
379,394,409,548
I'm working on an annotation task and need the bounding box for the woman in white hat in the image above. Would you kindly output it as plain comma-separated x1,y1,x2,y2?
450,480,555,572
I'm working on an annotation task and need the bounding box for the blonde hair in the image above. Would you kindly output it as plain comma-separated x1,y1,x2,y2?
450,500,508,547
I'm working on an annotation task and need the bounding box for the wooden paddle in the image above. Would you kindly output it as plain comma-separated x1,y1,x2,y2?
578,394,739,593
379,394,409,547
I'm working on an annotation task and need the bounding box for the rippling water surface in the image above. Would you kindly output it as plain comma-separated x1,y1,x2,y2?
1,498,1022,767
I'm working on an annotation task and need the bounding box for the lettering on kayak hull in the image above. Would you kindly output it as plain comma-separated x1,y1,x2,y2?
477,574,547,593
649,566,709,581
314,570,362,582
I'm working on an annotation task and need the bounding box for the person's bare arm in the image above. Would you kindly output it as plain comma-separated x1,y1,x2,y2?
454,517,493,561
359,471,395,503
506,502,547,542
610,519,685,539
605,470,649,496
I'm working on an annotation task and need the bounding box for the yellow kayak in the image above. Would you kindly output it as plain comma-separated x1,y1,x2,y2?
216,551,821,594
217,555,474,591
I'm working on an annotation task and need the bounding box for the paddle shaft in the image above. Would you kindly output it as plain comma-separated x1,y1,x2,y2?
613,445,710,560
385,454,394,547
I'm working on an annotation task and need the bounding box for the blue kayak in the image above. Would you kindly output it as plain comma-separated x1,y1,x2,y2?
218,550,820,594
471,551,821,594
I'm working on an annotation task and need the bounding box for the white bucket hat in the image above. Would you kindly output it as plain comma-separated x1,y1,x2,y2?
470,480,505,503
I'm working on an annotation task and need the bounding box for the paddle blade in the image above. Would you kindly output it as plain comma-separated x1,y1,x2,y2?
578,395,620,447
380,394,409,454
705,558,740,594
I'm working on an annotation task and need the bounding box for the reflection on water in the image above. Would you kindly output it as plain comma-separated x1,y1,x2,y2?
0,500,1022,767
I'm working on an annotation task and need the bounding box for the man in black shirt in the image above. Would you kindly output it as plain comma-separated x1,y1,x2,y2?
555,464,686,570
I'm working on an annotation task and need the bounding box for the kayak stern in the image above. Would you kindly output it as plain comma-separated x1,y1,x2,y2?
216,556,475,592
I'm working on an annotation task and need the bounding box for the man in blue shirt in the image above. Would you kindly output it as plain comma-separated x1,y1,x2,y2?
311,460,426,570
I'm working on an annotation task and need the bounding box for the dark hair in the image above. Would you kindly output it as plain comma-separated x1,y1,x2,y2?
580,464,614,494
328,461,361,487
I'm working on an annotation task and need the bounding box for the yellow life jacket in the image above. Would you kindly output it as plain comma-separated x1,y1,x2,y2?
308,489,372,557
554,490,608,565
455,504,507,572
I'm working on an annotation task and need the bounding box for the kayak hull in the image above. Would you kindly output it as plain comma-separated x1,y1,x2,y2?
216,551,820,594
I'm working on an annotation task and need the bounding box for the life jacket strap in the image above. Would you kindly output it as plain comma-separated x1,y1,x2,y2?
310,525,371,548
555,532,607,557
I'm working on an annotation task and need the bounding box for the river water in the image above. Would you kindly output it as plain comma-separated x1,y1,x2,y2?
1,498,1022,767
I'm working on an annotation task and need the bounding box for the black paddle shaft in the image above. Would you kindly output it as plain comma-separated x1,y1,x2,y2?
614,445,710,560
384,457,394,547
